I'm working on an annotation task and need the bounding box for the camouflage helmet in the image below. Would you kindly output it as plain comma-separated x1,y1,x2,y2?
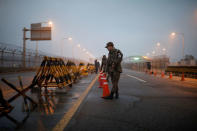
105,42,114,48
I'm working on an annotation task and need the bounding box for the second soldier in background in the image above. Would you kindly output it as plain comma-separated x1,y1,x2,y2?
100,55,107,72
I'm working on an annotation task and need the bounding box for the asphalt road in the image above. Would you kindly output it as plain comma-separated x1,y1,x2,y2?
1,69,197,131
65,69,197,131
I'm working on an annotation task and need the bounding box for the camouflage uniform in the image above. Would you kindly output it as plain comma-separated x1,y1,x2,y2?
106,48,123,95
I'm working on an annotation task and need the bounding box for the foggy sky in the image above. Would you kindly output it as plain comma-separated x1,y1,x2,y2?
0,0,197,61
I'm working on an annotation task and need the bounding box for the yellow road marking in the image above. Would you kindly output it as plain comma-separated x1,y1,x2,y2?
52,75,99,131
127,74,147,83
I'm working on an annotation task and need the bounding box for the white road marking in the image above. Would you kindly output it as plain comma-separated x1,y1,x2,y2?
127,74,147,83
52,74,99,131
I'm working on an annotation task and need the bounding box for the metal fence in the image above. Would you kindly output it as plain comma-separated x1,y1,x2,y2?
0,42,89,69
0,42,50,68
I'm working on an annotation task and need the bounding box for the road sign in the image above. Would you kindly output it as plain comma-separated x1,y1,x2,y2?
31,23,51,41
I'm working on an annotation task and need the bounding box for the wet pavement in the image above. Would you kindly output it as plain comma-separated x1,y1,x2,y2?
1,69,197,131
65,69,197,131
0,72,36,98
0,72,96,130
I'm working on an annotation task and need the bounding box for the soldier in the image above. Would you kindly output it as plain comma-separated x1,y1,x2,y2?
103,42,123,99
100,55,107,72
94,59,99,74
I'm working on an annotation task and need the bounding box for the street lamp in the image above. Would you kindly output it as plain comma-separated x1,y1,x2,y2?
48,21,53,27
171,32,176,36
152,51,155,55
61,36,73,57
170,32,185,58
77,44,80,48
162,48,166,55
68,37,72,41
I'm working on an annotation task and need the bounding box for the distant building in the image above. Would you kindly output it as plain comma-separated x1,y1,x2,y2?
171,55,197,66
123,55,169,71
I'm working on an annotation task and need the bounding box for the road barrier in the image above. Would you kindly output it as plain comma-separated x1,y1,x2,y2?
78,62,89,76
66,60,80,83
87,64,95,74
32,57,78,88
0,56,95,127
0,78,37,127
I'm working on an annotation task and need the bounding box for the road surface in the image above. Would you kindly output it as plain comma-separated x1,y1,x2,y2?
65,69,197,131
0,69,197,130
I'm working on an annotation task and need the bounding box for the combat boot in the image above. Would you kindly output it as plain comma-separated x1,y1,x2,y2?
115,92,119,99
103,92,114,99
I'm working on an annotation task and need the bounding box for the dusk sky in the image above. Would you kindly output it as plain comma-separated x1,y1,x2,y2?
0,0,197,61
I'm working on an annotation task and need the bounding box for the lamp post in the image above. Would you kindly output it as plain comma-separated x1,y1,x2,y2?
152,51,155,56
23,21,52,68
171,32,184,59
61,37,72,57
162,48,166,55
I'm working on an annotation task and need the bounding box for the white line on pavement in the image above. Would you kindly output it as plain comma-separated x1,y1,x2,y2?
126,74,147,83
52,74,99,131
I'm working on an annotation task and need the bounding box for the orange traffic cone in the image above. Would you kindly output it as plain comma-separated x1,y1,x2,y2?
99,75,105,88
169,72,172,79
161,72,165,78
181,72,185,81
102,78,110,98
99,72,103,82
103,73,106,77
154,71,157,76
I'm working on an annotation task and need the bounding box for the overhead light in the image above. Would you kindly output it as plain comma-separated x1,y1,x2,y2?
133,57,140,60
